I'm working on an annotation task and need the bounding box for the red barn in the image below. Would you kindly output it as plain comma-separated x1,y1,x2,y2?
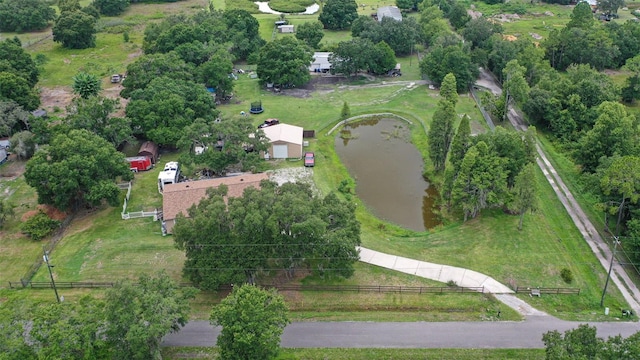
126,156,153,172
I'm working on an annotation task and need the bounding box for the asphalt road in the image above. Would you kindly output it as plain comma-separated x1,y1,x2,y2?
162,318,640,348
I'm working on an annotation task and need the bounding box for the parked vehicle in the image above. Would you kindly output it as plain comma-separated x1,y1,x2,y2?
258,119,280,129
304,152,315,167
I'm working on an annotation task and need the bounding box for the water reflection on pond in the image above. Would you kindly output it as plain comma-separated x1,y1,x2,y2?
334,118,441,231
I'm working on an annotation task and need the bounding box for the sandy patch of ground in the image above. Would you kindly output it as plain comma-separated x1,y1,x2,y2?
268,167,319,194
39,86,75,116
21,204,68,222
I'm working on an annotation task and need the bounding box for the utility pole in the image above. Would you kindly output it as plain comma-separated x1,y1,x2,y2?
600,236,619,307
43,249,60,303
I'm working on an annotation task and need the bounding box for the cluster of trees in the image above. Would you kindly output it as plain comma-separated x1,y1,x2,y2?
177,116,269,176
0,0,55,32
428,74,538,225
173,181,361,290
330,38,397,77
0,273,197,360
0,38,40,111
543,324,640,359
24,129,134,211
351,15,423,56
318,0,359,30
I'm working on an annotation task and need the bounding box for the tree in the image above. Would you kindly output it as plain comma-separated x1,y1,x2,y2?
461,17,503,49
448,114,471,173
295,21,325,49
420,44,478,92
418,5,451,46
58,0,81,13
600,156,640,234
341,101,351,119
104,273,197,360
0,101,30,137
319,0,359,30
0,39,40,87
24,129,133,210
177,116,269,176
257,37,313,87
0,199,16,229
9,131,37,160
445,2,471,29
93,0,129,16
567,1,595,29
543,324,601,359
622,55,640,103
452,141,508,221
0,72,40,111
502,59,529,120
121,52,194,98
197,49,235,99
396,0,424,10
31,296,109,359
428,98,456,172
576,101,638,173
173,181,360,289
0,0,56,32
53,11,97,49
211,285,289,360
65,96,131,147
351,15,378,37
510,163,538,230
330,38,375,77
223,9,266,61
440,73,458,106
126,76,218,147
443,114,471,206
72,72,101,99
599,0,625,15
369,41,397,75
359,17,423,56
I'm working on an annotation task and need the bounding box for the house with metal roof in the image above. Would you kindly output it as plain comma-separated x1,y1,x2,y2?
309,52,332,72
261,124,304,159
377,6,402,22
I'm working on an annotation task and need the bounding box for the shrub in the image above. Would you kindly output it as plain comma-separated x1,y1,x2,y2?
560,268,573,284
21,211,61,240
338,179,355,195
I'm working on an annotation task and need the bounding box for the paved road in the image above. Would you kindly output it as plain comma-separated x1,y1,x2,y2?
163,318,640,348
477,69,640,314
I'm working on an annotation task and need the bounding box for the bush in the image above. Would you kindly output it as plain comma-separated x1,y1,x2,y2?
21,211,61,240
560,268,573,284
338,179,355,195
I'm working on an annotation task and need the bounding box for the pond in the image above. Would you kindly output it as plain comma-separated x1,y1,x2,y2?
334,118,441,232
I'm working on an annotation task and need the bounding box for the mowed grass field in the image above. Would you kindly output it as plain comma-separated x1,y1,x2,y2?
0,0,633,322
162,347,546,360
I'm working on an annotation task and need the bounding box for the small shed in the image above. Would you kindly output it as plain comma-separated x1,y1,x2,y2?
309,52,332,72
262,124,304,159
126,156,153,172
377,6,402,22
278,25,295,33
137,141,159,164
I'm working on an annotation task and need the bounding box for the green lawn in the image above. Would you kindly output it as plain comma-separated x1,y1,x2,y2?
0,0,633,323
162,347,546,359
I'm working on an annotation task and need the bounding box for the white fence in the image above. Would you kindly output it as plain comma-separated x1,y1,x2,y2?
119,181,161,221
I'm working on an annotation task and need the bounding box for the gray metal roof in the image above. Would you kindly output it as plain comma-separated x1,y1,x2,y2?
377,6,402,22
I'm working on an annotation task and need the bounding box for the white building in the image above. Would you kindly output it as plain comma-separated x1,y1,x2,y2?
309,52,332,72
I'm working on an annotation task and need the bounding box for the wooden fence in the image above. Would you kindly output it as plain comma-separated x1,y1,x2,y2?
9,281,484,294
514,287,581,295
